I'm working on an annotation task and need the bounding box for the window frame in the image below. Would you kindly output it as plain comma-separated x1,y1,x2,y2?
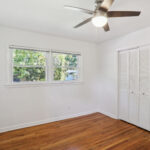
9,46,82,86
51,51,81,83
10,47,49,84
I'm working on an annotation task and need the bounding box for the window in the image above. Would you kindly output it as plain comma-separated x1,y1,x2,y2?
12,49,47,83
10,46,81,85
52,52,80,81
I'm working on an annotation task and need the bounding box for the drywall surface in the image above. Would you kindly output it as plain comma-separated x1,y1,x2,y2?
0,26,99,132
97,26,150,117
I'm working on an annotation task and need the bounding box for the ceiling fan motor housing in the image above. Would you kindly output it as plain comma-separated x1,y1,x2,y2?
94,9,107,18
95,0,106,13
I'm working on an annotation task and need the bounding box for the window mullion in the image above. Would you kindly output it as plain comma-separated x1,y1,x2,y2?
53,66,79,70
46,51,51,83
13,65,45,68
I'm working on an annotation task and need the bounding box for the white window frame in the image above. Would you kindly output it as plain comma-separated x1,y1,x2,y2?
8,45,83,86
51,50,82,84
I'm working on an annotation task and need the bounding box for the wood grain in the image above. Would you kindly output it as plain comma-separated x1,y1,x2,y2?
107,11,141,17
0,113,150,150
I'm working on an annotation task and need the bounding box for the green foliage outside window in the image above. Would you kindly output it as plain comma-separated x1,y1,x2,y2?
13,49,46,82
13,49,46,66
52,53,79,81
12,49,80,83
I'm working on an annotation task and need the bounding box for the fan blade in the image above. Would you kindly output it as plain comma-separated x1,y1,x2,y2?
103,23,110,32
74,18,92,28
64,5,94,15
107,11,141,17
100,0,115,12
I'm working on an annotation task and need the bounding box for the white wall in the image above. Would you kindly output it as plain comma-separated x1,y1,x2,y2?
97,26,150,118
0,26,99,132
1,24,149,133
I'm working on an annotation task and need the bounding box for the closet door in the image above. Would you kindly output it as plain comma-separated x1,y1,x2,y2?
129,49,139,125
139,46,150,131
118,51,129,121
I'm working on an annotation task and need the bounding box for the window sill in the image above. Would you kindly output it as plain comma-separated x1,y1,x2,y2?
5,81,84,88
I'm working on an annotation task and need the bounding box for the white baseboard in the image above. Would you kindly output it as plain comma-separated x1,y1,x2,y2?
0,110,96,133
98,109,118,119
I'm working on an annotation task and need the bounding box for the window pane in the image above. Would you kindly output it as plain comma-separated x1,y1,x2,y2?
53,67,78,81
13,49,46,66
13,67,46,82
52,53,78,67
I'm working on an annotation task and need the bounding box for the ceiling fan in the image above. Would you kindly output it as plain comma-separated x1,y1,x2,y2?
64,0,141,32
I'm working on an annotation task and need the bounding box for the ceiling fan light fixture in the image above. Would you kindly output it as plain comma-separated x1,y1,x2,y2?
65,0,141,31
92,16,108,27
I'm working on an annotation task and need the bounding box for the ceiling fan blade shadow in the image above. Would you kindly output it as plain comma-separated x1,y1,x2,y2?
107,11,141,17
64,5,94,15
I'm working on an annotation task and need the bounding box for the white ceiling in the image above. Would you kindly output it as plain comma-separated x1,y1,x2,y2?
0,0,149,43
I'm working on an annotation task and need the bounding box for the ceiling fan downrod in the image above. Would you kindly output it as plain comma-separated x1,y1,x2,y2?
95,0,104,11
95,0,104,4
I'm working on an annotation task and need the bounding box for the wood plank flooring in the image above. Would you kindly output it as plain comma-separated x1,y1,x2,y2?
0,113,150,150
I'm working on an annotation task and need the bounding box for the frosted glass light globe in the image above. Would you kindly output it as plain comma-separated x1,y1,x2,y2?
92,16,108,27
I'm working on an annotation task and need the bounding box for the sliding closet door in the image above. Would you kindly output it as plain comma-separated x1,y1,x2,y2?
129,49,139,125
139,46,150,131
118,51,129,121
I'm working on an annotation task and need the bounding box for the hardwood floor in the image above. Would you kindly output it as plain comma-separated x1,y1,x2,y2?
0,113,150,150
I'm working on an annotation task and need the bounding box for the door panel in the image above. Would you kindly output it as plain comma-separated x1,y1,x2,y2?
118,51,129,121
139,47,150,130
129,49,139,93
129,49,139,125
119,90,129,121
119,47,150,131
129,93,139,125
139,95,150,130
